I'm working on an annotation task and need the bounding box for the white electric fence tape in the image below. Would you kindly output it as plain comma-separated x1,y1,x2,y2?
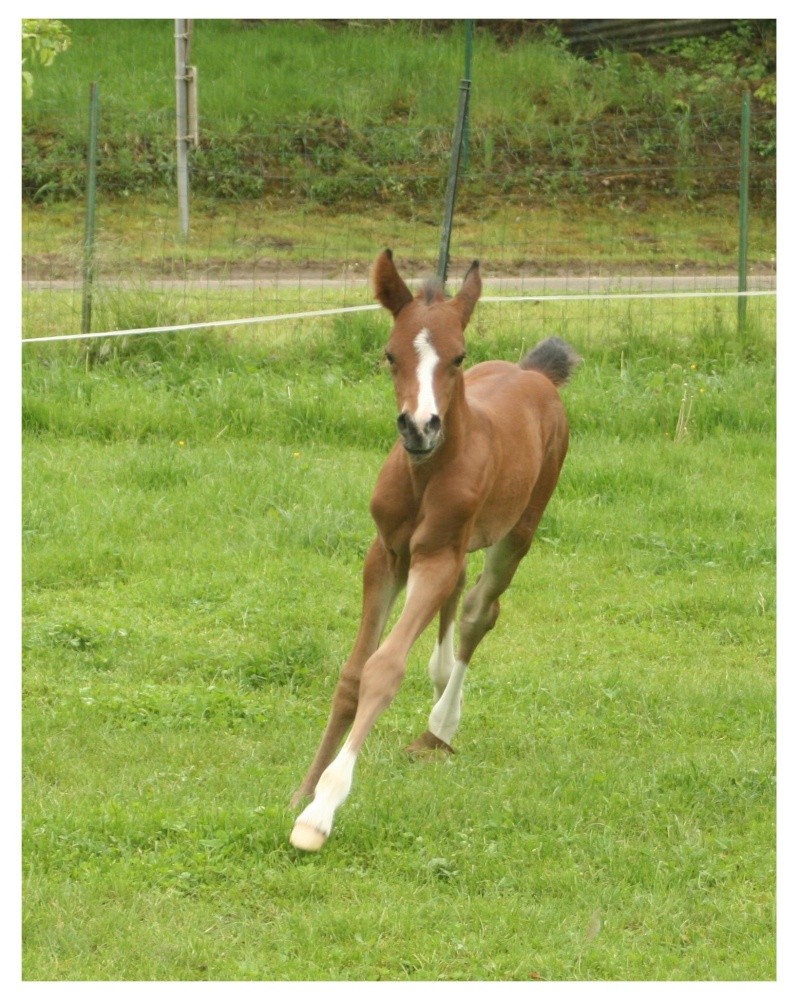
22,289,776,345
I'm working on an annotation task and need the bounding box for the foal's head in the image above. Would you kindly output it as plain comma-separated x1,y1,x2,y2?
372,249,482,461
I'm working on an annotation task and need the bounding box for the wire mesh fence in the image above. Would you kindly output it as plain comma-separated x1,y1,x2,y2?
22,95,777,202
22,100,776,345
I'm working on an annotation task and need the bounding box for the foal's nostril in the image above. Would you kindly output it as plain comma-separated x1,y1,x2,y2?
398,411,441,440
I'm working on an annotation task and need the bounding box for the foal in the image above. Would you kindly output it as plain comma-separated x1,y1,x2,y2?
290,249,579,851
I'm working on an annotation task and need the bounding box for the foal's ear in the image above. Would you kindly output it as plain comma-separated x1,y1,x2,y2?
372,249,414,317
451,260,482,329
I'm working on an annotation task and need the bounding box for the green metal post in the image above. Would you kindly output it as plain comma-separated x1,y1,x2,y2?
737,90,751,333
462,20,474,171
437,78,471,285
81,81,100,336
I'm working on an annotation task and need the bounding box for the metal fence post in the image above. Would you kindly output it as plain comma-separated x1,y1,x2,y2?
437,78,471,286
175,19,191,238
738,89,751,333
462,20,474,171
81,81,99,337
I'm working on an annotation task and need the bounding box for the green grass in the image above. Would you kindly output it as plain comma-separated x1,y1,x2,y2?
23,19,775,207
22,191,777,288
26,20,773,134
22,292,775,980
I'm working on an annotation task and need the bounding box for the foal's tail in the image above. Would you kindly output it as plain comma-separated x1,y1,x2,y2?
520,337,582,387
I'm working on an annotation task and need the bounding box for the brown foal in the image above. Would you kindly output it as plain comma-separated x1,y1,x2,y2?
290,249,579,851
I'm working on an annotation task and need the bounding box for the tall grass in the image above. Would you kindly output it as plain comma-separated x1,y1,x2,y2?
22,289,776,443
23,20,776,206
22,289,775,980
26,20,774,132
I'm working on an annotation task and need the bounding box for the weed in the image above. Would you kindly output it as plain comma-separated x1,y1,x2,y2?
674,381,695,442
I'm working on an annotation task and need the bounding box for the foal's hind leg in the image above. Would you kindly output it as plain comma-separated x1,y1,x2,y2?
458,532,531,665
409,533,532,751
406,563,466,755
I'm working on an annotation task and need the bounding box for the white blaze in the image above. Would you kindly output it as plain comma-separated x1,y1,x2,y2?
412,328,439,428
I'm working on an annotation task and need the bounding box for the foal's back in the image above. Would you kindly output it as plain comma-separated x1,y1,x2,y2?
459,356,572,551
466,359,569,434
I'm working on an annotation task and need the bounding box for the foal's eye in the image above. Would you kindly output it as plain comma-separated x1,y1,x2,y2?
384,352,396,366
453,354,466,368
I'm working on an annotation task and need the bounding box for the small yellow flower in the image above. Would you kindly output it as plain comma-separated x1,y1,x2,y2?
178,440,186,447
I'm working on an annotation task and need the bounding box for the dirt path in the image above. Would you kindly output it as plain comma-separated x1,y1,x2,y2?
23,273,777,293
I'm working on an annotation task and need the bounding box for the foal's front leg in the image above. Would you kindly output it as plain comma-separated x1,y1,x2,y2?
290,538,402,810
290,547,463,851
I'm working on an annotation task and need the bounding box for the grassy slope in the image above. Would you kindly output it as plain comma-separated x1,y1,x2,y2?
22,297,775,980
23,19,776,279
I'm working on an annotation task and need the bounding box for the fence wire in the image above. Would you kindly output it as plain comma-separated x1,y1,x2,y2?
22,105,776,344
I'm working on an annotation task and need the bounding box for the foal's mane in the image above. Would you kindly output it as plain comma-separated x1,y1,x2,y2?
419,277,447,306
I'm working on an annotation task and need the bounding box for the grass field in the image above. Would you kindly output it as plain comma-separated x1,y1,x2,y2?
23,19,775,215
21,289,775,980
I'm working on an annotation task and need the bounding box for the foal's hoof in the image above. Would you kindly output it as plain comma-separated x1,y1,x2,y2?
290,820,328,852
405,730,455,756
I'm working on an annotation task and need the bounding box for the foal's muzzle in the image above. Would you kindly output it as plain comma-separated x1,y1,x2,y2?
397,411,442,459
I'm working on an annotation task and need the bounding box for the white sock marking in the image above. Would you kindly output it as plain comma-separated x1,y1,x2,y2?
428,658,468,745
428,621,456,700
295,738,357,837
